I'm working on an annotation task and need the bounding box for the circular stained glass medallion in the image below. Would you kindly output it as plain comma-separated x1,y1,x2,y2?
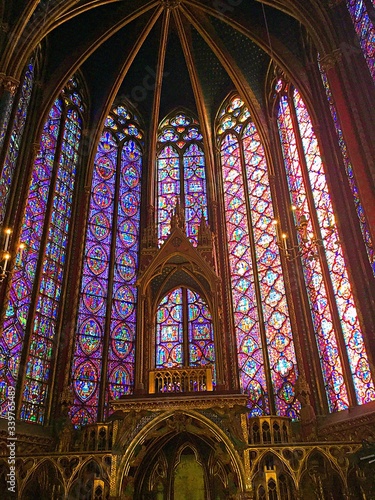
87,244,107,276
112,323,133,358
114,286,134,319
83,280,105,313
117,252,136,281
79,318,101,355
96,156,115,180
93,182,112,208
74,361,98,402
118,220,137,247
120,192,138,217
89,212,111,241
122,164,139,189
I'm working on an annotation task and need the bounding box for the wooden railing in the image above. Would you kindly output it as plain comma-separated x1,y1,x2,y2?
149,366,213,394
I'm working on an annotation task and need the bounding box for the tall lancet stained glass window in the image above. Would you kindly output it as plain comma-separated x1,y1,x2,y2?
0,77,84,424
217,95,299,418
0,58,35,225
275,80,375,411
156,288,216,386
346,0,375,82
157,112,208,246
318,60,374,275
71,105,142,427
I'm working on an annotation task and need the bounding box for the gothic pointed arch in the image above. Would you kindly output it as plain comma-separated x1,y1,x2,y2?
173,443,207,498
137,218,222,392
21,459,64,500
70,101,143,427
0,47,41,225
0,75,86,424
113,410,248,499
156,109,208,247
216,92,300,418
270,73,375,411
0,2,375,499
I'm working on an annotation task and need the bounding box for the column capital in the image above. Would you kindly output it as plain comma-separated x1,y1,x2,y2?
319,49,342,72
0,74,19,95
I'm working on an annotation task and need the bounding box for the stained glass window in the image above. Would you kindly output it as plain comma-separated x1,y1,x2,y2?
319,60,374,275
218,95,299,418
71,105,142,427
346,0,375,82
0,59,35,225
157,112,207,246
156,289,184,368
276,81,375,411
156,288,215,377
0,77,84,424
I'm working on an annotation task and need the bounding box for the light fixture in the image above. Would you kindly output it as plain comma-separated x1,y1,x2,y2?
0,228,24,282
273,207,337,262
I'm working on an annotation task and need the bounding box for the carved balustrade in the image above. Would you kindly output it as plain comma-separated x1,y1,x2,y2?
78,422,113,451
149,366,213,394
248,416,292,445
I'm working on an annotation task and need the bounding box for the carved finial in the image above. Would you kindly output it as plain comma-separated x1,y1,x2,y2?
171,201,185,231
197,215,212,247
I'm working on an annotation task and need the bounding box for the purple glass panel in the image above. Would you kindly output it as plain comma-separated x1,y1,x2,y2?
346,0,375,81
157,113,208,246
0,99,62,418
21,108,82,423
0,60,34,225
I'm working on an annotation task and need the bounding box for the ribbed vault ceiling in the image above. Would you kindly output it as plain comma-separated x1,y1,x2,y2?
2,0,320,138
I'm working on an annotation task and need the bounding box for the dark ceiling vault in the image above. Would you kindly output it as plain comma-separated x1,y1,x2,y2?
1,0,320,137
